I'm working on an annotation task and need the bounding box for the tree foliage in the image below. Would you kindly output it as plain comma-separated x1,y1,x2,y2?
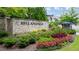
60,8,79,24
0,7,47,21
0,7,28,18
27,7,47,21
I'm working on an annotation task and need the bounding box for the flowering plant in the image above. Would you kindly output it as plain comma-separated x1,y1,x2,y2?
36,35,72,48
51,33,67,38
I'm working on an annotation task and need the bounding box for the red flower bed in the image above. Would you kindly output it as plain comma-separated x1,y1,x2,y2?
36,35,72,48
51,33,67,38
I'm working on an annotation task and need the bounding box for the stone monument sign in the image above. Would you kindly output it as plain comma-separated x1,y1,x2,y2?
12,19,49,34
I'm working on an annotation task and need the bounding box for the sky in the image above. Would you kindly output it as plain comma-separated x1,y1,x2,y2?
46,7,79,17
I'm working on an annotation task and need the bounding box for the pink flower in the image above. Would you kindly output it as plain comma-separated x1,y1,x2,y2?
36,35,73,48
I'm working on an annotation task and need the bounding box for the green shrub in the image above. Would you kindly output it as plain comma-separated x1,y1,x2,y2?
16,32,37,48
3,38,16,48
28,32,37,38
0,38,4,44
0,31,9,38
51,28,66,35
17,37,29,48
36,31,53,39
30,30,54,39
24,33,36,44
38,37,54,42
29,38,36,44
64,29,76,34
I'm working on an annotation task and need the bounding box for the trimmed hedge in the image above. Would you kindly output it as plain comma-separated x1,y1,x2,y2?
17,37,29,48
3,38,16,48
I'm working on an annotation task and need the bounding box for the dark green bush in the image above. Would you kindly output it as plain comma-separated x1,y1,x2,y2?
64,29,76,34
16,33,37,48
3,38,16,48
0,38,4,44
17,37,29,48
0,31,9,38
29,38,36,44
25,33,36,44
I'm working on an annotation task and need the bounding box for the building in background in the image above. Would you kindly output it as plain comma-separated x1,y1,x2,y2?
46,14,59,22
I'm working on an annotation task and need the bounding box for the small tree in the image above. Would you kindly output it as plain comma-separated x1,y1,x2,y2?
60,8,79,24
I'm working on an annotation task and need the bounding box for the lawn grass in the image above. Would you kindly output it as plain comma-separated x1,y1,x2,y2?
59,35,79,51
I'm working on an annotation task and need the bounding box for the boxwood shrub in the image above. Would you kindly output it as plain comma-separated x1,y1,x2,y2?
29,37,36,44
3,38,16,48
16,36,29,48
